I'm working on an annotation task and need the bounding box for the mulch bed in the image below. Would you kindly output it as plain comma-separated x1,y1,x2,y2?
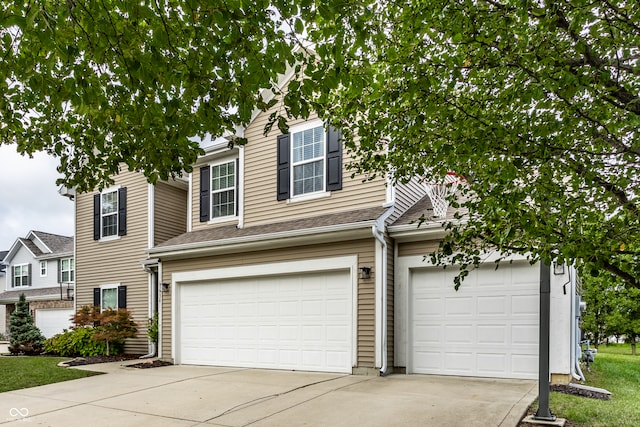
62,354,173,369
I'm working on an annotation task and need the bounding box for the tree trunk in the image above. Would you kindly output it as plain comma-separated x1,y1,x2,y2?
632,340,636,356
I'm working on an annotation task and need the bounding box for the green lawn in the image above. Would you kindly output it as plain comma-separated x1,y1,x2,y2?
0,356,102,393
547,344,640,426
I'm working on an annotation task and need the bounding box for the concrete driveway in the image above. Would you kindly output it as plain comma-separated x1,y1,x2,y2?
0,361,536,426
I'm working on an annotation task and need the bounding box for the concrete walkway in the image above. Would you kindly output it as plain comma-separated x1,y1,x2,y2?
0,361,537,426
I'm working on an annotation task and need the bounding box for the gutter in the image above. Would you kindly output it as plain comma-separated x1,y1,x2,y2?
140,259,160,359
373,206,395,376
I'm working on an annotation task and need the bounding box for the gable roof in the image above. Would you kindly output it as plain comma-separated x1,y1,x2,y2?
3,231,73,264
0,250,7,273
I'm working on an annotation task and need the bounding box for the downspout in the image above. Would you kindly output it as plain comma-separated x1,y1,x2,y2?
140,259,159,359
373,206,395,376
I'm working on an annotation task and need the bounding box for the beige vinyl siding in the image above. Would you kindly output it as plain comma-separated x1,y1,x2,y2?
154,181,188,246
386,235,394,368
389,177,428,223
189,99,388,230
75,170,150,354
397,239,442,258
160,238,377,368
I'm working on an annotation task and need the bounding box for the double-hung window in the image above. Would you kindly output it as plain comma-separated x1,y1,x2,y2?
276,122,342,201
292,125,325,196
61,258,74,283
199,158,239,222
101,190,118,238
93,187,127,240
93,284,127,311
13,264,30,287
40,261,47,277
211,161,236,219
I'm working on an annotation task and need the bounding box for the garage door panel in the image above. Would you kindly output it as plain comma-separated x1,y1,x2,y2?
409,264,539,379
178,270,352,373
35,309,74,339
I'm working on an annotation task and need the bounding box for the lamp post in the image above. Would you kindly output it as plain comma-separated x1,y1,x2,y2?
533,260,556,422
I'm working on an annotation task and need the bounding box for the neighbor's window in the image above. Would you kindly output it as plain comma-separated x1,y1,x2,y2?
292,125,325,196
102,286,118,310
101,189,118,238
210,160,236,219
40,261,47,277
13,264,29,287
61,258,74,283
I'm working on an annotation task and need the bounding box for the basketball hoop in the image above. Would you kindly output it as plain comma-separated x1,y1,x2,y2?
423,172,463,218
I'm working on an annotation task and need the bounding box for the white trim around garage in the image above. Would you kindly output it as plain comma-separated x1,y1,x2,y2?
171,255,359,371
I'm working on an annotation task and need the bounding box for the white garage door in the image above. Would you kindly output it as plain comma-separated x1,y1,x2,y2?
35,309,74,338
178,270,352,373
410,262,539,379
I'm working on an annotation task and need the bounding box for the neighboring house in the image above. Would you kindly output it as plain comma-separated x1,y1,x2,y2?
0,250,7,336
0,232,75,338
73,171,188,354
72,73,580,383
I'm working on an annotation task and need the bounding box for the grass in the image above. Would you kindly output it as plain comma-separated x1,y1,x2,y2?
0,356,102,393
545,343,640,426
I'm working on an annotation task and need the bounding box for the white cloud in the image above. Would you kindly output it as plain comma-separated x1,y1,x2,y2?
0,145,74,251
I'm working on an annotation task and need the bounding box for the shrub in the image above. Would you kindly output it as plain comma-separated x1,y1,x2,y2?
44,327,110,357
147,313,158,344
44,306,136,357
9,293,45,355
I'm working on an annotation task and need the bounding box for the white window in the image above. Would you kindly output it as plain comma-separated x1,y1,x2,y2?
13,264,29,287
291,124,325,196
40,261,47,277
61,258,74,283
101,189,118,238
210,160,236,219
101,285,118,311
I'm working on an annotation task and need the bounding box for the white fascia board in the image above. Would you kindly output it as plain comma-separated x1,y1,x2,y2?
388,223,448,242
29,232,52,254
5,239,34,262
35,252,73,261
148,221,376,260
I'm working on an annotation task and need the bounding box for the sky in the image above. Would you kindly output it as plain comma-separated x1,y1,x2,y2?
0,144,75,251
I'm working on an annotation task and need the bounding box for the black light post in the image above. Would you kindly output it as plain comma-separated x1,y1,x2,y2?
533,260,556,422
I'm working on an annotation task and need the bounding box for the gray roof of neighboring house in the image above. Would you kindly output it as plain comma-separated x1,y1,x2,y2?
0,287,67,304
31,231,73,255
155,205,388,249
0,250,7,273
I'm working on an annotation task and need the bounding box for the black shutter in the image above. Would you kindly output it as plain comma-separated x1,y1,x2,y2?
117,285,127,309
58,259,62,283
326,127,342,191
10,266,14,288
117,187,127,236
235,158,240,216
93,288,101,307
277,134,290,200
27,263,32,286
200,166,210,222
93,194,101,240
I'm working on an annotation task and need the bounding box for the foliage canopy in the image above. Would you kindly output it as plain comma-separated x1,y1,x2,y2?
1,1,638,284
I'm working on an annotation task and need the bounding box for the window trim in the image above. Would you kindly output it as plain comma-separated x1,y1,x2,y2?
208,158,238,222
13,263,30,288
39,261,47,277
60,258,74,283
100,284,119,311
100,187,119,240
289,121,326,199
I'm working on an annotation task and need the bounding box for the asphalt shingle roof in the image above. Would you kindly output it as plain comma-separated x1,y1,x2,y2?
32,231,73,254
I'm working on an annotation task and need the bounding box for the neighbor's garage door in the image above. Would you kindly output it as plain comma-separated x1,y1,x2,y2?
35,308,74,338
178,270,352,373
410,262,539,379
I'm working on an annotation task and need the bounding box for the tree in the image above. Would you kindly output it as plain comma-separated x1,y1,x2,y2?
8,293,45,355
93,309,137,356
1,1,638,286
582,270,640,354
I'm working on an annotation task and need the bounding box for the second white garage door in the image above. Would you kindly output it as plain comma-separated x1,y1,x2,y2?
409,262,539,379
177,270,352,373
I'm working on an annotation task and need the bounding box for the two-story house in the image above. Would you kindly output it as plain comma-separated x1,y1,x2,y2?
0,231,75,338
146,74,579,383
0,250,7,335
73,172,188,355
73,72,581,384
